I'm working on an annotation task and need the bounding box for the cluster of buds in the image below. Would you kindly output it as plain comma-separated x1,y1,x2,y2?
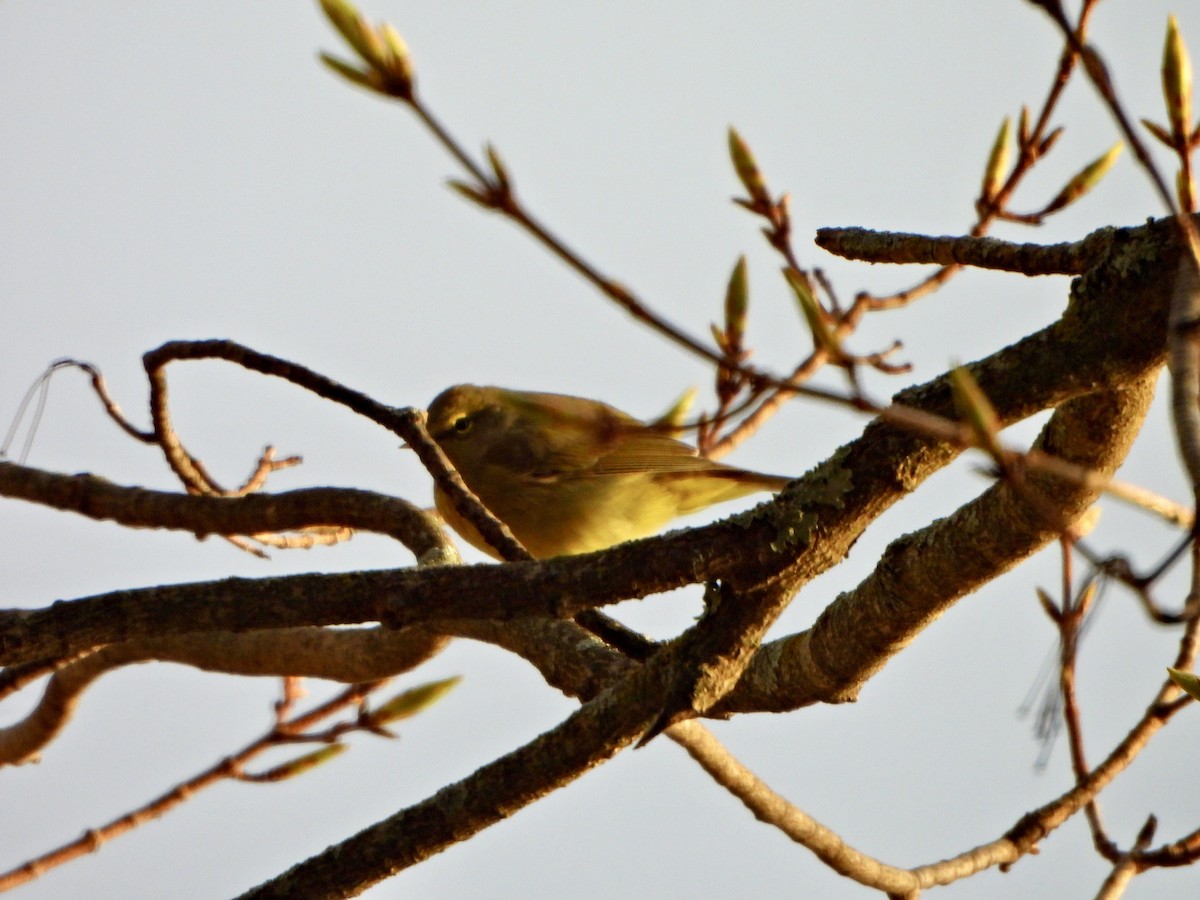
319,0,417,101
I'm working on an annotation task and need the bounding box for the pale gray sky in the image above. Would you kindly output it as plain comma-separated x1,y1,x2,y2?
2,2,1196,898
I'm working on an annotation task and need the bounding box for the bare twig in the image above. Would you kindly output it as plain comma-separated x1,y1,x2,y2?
0,680,390,892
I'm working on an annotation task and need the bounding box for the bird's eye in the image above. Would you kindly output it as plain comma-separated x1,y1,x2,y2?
452,416,473,434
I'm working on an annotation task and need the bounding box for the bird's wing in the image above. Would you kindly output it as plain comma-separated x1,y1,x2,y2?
476,394,662,480
584,428,720,477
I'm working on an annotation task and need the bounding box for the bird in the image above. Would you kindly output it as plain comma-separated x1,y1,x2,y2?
425,384,790,559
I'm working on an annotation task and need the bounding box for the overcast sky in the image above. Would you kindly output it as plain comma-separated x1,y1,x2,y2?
2,2,1197,898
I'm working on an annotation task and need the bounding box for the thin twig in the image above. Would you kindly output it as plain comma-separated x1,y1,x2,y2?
0,681,388,892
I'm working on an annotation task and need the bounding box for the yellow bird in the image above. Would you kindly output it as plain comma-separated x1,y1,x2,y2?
426,385,790,559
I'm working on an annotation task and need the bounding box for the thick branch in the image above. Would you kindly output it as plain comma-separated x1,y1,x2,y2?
815,227,1113,274
235,586,803,898
0,463,455,563
724,371,1158,713
0,627,447,766
0,220,1180,676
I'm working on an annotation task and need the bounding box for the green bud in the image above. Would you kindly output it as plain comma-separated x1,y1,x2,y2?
709,322,730,355
1037,126,1064,159
485,143,510,191
1142,117,1175,149
1042,143,1123,215
724,256,749,349
319,0,376,65
247,743,348,783
1168,667,1200,703
1076,580,1098,611
369,676,462,727
319,53,376,91
447,179,497,208
1034,587,1060,620
949,365,1002,459
1164,15,1194,143
728,127,769,204
784,268,839,358
379,23,416,96
652,386,698,430
321,0,389,69
982,117,1012,203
